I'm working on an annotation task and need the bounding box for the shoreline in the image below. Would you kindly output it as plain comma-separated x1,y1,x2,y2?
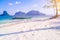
0,17,60,40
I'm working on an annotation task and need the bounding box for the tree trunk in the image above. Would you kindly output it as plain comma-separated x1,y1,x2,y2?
50,0,58,19
54,0,58,18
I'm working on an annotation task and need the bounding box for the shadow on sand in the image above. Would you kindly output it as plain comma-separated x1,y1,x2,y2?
0,26,60,36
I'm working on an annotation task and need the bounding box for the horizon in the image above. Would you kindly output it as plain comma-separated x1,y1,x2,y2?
0,0,56,16
0,10,48,16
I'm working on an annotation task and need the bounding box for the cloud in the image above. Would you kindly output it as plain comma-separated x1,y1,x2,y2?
8,1,21,6
32,4,38,8
8,3,13,6
15,1,21,5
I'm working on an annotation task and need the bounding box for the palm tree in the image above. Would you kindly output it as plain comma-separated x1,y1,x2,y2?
44,0,59,19
52,0,58,18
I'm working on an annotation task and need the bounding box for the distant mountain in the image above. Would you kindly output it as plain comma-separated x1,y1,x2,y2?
13,11,33,19
14,11,25,17
0,11,10,16
0,11,12,20
26,10,46,17
13,11,29,19
13,10,47,19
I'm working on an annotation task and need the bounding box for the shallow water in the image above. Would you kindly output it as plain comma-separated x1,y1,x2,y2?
0,16,50,25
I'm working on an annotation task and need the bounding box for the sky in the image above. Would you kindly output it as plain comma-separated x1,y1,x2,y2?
0,0,56,16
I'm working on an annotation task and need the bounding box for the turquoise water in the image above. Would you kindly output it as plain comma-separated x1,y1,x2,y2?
0,17,12,24
0,19,10,24
0,17,11,20
0,18,27,24
0,16,50,24
0,22,7,24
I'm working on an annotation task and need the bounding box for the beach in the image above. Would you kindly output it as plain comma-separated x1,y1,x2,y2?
0,17,60,40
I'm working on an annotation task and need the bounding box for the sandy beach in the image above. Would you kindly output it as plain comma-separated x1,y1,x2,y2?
0,17,60,40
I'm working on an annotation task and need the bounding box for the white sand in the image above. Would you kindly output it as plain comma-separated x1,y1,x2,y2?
0,17,60,40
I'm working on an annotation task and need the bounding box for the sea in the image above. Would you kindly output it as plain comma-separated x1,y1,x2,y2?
0,16,51,24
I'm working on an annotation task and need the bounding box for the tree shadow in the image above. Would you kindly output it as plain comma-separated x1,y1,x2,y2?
39,26,60,30
0,26,60,36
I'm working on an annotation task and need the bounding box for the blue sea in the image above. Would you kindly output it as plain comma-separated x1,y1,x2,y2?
0,16,12,24
0,16,51,25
